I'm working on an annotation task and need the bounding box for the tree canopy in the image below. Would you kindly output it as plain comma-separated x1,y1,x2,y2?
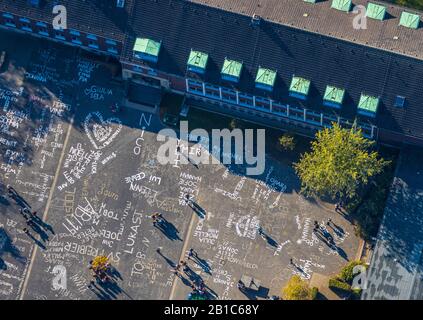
294,124,389,201
282,275,311,300
388,0,423,10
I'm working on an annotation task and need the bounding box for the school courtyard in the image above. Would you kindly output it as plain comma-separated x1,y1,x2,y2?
0,30,361,300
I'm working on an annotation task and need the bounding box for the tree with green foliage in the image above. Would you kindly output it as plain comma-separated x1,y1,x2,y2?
294,123,390,201
278,133,295,151
282,275,312,300
391,0,423,11
338,260,366,284
229,118,245,130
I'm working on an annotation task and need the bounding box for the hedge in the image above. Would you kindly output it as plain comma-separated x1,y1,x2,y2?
328,278,351,292
310,287,319,300
338,261,366,284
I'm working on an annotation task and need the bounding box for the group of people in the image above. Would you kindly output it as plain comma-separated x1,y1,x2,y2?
173,249,196,276
88,259,111,285
190,279,206,296
335,201,344,213
171,248,207,297
151,212,164,225
313,219,335,245
110,103,120,114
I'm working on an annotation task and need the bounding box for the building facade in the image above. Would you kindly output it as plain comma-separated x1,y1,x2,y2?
1,0,422,146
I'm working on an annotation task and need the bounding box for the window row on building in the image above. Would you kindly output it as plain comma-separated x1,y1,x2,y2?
133,38,386,118
1,12,120,55
185,78,377,139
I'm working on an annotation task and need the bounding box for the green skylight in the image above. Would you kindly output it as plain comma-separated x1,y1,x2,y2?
221,58,243,78
255,67,277,87
331,0,352,12
187,50,209,69
303,0,317,3
366,3,386,21
399,11,420,29
358,94,379,114
324,85,345,104
133,38,161,57
289,76,311,96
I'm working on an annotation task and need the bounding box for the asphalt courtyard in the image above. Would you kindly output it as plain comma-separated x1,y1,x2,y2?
0,30,360,300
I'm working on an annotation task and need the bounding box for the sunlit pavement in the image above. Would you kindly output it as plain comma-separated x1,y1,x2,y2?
0,31,359,300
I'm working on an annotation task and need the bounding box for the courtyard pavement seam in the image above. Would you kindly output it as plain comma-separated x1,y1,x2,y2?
19,114,75,300
168,203,199,300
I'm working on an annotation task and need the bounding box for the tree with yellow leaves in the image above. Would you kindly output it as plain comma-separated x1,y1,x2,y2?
282,275,312,300
91,255,109,271
294,123,389,201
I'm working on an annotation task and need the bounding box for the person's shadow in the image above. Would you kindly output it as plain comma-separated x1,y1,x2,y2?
89,281,115,300
189,201,206,218
25,232,46,250
89,271,132,300
192,255,212,275
107,266,123,281
32,215,55,235
185,266,203,283
329,223,345,237
154,220,182,241
258,227,279,248
156,249,176,267
334,245,349,261
239,287,258,300
259,232,278,248
28,221,49,243
10,192,31,211
0,195,10,206
0,257,7,270
1,228,27,263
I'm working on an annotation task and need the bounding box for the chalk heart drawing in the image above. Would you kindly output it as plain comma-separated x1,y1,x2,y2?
84,112,122,150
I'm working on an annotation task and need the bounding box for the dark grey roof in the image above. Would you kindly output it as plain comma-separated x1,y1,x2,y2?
121,0,423,139
191,0,423,61
0,0,135,42
2,0,423,139
363,146,423,300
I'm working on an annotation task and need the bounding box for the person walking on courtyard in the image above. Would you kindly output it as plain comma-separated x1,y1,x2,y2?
173,264,181,275
180,260,188,272
187,248,196,260
152,212,161,225
313,221,319,233
237,280,246,292
258,226,264,236
7,185,16,198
